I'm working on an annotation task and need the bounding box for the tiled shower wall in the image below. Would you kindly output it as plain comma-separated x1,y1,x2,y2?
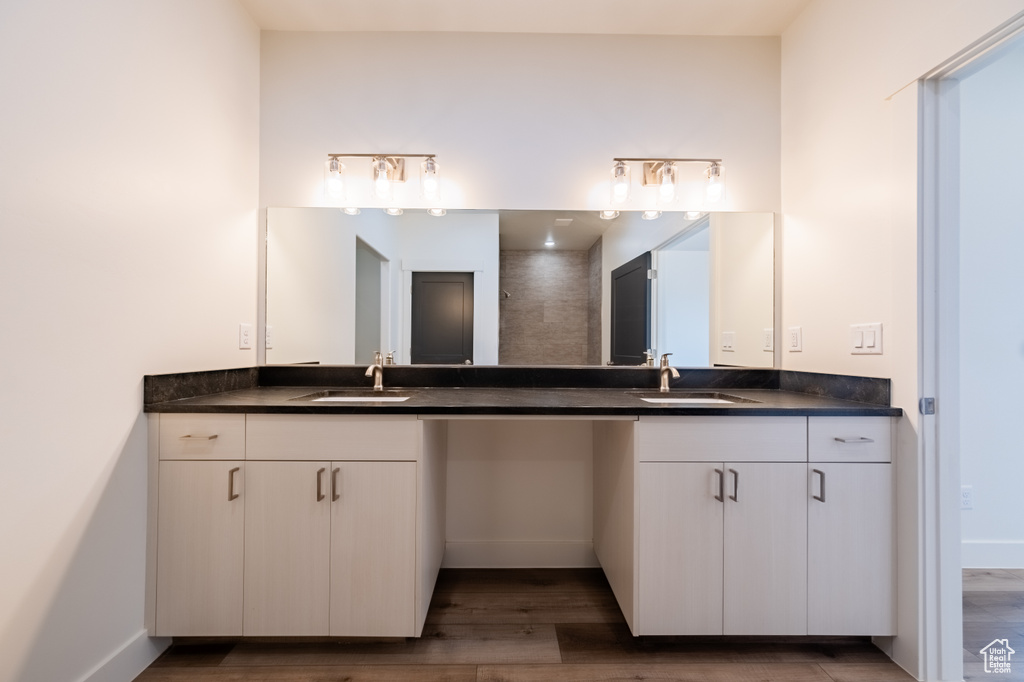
499,243,601,365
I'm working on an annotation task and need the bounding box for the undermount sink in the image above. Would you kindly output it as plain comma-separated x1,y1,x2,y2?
626,391,761,405
290,389,415,403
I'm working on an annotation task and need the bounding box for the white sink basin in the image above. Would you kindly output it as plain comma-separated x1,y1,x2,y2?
640,397,735,404
312,395,410,402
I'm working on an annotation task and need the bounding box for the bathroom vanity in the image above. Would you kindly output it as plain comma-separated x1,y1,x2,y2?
143,366,900,640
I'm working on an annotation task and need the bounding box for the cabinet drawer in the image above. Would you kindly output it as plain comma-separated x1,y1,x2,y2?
246,415,420,461
808,417,892,463
159,414,245,460
638,416,807,462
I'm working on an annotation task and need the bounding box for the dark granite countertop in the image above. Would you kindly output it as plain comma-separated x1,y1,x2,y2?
144,378,902,417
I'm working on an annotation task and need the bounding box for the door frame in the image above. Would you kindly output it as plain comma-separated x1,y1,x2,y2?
918,14,1024,681
401,258,486,365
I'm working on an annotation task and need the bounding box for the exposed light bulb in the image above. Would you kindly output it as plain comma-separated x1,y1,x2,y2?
384,207,404,216
610,161,630,204
373,157,392,200
342,207,361,215
658,162,677,204
324,157,345,200
421,157,441,202
599,210,619,220
428,208,447,217
642,210,662,221
706,163,724,203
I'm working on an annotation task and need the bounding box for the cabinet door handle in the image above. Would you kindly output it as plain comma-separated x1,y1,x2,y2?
813,469,826,502
228,467,240,501
331,467,340,501
834,436,874,444
316,467,326,502
714,468,724,502
728,468,739,502
180,434,218,441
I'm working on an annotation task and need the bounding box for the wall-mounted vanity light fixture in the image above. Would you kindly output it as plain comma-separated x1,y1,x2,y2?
608,157,725,209
325,153,442,212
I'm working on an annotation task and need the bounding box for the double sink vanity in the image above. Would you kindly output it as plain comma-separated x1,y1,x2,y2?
143,364,901,642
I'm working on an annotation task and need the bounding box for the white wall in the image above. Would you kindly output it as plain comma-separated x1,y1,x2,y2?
957,36,1024,568
780,1,1024,678
259,31,781,213
0,1,260,681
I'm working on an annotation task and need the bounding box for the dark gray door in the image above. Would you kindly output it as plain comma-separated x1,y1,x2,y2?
610,252,651,365
411,272,474,364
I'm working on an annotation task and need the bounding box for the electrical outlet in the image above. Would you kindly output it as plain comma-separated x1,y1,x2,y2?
239,323,253,350
787,326,802,352
961,485,974,510
763,328,774,352
721,331,736,352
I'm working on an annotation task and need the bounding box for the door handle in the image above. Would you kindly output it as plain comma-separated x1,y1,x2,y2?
316,467,326,502
714,468,724,502
813,469,826,502
228,467,240,501
729,468,739,502
331,467,340,502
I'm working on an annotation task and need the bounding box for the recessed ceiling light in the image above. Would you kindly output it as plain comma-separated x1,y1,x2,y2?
544,239,556,247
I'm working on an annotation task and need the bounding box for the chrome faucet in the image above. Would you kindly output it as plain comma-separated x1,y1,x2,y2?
365,350,384,391
659,353,680,393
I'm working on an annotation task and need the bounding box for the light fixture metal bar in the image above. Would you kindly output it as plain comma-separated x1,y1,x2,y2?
328,153,436,159
613,157,721,164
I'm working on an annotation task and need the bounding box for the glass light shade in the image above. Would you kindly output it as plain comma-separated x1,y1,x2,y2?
428,208,447,217
610,161,631,204
658,162,677,204
642,210,662,220
342,207,361,215
384,207,404,216
599,210,619,220
421,157,441,201
706,163,724,203
684,211,703,220
324,157,345,200
373,157,392,200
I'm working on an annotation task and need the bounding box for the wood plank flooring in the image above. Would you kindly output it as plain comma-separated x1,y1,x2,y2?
962,568,1024,682
137,568,916,682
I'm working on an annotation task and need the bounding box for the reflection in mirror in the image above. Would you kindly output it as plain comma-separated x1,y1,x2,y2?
264,208,773,368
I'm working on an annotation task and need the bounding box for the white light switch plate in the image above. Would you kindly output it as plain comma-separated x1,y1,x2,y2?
265,324,274,350
787,326,802,352
239,323,253,350
763,328,774,352
850,322,883,354
721,331,736,352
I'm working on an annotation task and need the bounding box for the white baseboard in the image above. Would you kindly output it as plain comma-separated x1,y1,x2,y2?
442,541,599,568
79,629,170,682
962,540,1024,568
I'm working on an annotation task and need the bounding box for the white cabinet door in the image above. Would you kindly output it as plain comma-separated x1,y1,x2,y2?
330,461,418,636
156,461,244,636
638,462,724,635
243,461,331,635
808,463,895,635
723,462,807,635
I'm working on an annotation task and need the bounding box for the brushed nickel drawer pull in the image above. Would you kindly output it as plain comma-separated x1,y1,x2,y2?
812,469,826,503
834,436,874,444
316,467,326,502
331,467,340,502
714,468,724,503
180,434,218,441
228,467,240,501
728,468,739,502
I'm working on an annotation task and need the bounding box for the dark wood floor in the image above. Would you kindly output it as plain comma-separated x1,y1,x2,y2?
962,568,1024,682
137,568,925,681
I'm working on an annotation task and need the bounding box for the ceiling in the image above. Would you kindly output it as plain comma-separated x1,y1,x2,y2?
237,0,812,36
497,210,704,251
